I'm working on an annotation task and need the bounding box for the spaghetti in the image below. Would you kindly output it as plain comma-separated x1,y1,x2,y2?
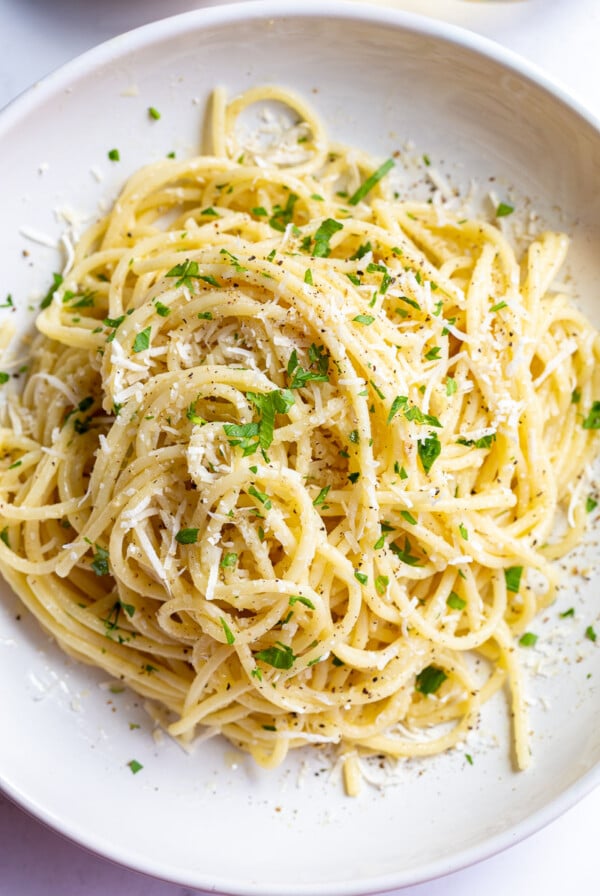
0,86,599,792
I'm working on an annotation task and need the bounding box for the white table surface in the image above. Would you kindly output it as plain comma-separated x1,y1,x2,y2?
0,0,598,893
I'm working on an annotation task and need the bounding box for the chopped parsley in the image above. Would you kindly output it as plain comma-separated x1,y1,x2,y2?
90,543,110,576
166,259,204,289
0,372,9,384
425,346,442,361
348,158,395,205
400,510,417,525
127,759,143,774
243,388,295,453
418,432,441,474
447,592,466,610
40,273,63,309
220,552,238,568
311,218,344,257
148,106,161,120
416,665,447,695
504,566,523,593
289,595,315,610
220,617,235,645
354,571,368,586
175,528,199,544
457,433,496,449
490,300,508,313
585,625,597,643
269,192,298,232
223,421,261,456
390,536,421,566
108,148,120,161
313,485,331,507
519,632,538,647
255,642,296,670
287,348,329,389
132,327,151,353
459,523,469,541
586,496,598,513
375,575,389,595
353,314,375,326
582,401,600,429
446,377,457,396
496,202,514,217
248,485,272,509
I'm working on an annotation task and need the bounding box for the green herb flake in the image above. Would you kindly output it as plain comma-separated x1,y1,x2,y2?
197,311,213,320
155,301,170,317
269,192,298,232
586,496,598,513
425,346,442,361
312,218,344,257
255,642,296,670
400,510,417,525
353,314,375,326
220,552,238,568
248,484,272,510
582,401,600,430
560,607,575,618
201,207,219,217
313,485,331,507
304,269,313,286
0,372,9,385
390,536,421,567
519,632,538,647
220,617,235,645
571,388,581,404
446,378,457,397
585,625,597,642
40,273,63,309
90,544,110,576
127,759,143,774
374,575,389,595
490,300,508,313
350,241,372,260
132,327,151,353
459,523,469,541
447,592,466,611
418,432,441,474
108,148,120,162
148,106,161,120
175,528,199,544
496,202,514,217
349,158,395,205
289,595,315,610
396,294,420,311
0,527,10,548
504,566,523,593
416,664,447,695
465,753,474,766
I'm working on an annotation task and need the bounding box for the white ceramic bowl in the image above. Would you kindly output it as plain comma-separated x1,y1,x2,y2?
1,2,599,893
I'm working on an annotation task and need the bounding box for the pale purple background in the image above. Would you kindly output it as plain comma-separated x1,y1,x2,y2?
0,1,599,894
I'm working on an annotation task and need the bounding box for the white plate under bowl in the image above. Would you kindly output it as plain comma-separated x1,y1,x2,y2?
1,2,599,893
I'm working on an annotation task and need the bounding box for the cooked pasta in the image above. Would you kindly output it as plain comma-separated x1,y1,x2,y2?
1,85,599,792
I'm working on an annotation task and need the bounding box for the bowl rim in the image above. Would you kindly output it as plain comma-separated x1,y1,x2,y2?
1,1,599,893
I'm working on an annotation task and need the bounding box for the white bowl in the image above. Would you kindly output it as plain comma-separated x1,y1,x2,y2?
1,2,599,893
